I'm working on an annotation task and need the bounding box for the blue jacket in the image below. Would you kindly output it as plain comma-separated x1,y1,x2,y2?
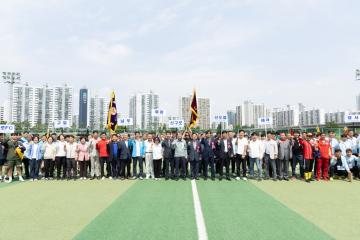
28,143,43,160
129,139,145,158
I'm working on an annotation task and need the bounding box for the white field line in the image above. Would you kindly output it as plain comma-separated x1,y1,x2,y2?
191,179,208,240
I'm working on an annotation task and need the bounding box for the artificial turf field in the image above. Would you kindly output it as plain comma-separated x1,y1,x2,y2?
0,179,359,240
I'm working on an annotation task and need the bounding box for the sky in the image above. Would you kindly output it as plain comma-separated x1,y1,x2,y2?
1,0,360,117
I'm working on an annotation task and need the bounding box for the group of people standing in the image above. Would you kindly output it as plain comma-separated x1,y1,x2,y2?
0,129,359,183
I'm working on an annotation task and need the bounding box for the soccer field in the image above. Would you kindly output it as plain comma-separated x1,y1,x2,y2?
0,179,359,240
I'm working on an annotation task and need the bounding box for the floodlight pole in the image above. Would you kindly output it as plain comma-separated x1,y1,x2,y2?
2,72,21,123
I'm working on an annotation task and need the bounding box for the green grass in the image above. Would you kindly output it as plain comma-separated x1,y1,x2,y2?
75,180,198,240
1,178,359,240
253,179,360,240
196,180,333,240
0,180,134,240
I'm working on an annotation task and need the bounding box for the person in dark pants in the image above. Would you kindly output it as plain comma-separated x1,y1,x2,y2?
172,132,187,181
107,134,120,179
200,131,216,181
229,131,237,176
129,132,145,180
76,137,90,180
187,133,201,180
291,131,304,180
162,132,174,180
217,131,233,181
20,131,31,179
0,133,7,182
97,132,109,179
28,136,43,181
55,134,67,180
119,134,132,179
152,137,163,180
234,130,248,181
330,149,353,182
65,135,78,180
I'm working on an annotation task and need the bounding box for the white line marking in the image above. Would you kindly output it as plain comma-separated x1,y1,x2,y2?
191,180,208,240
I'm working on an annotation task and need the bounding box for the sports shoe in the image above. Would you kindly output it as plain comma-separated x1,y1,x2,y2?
109,177,113,180
101,176,106,180
330,177,334,181
235,177,240,181
5,177,12,183
19,176,25,182
29,179,34,182
242,177,247,181
139,176,143,180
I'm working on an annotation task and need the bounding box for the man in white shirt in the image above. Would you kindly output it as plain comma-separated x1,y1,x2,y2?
89,131,100,180
248,133,264,180
235,130,248,181
264,132,278,181
144,134,155,179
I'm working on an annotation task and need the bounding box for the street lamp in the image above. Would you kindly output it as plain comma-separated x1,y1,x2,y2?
2,72,21,123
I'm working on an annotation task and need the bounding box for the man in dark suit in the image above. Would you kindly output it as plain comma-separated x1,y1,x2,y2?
119,133,133,180
107,134,120,179
187,133,201,180
201,130,216,181
217,131,233,181
162,131,174,180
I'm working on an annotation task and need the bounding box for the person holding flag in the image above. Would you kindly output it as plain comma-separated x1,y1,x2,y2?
107,91,118,134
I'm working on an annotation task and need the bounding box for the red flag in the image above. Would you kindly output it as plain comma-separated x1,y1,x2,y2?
189,90,198,129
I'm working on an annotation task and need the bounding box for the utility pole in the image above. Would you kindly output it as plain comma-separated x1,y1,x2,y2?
2,72,21,123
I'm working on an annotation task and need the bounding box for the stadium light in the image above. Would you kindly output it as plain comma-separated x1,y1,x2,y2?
2,72,21,123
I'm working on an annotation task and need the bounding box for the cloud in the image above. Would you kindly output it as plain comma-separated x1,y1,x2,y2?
77,40,132,64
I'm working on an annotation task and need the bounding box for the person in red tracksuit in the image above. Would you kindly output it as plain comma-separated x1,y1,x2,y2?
96,132,110,179
299,133,314,183
315,132,332,181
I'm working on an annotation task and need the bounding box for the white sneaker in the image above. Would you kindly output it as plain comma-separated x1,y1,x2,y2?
34,179,38,181
83,177,87,180
109,177,113,180
235,177,240,181
5,178,12,183
29,179,34,182
146,175,150,180
242,177,247,181
19,176,25,182
139,176,143,180
101,176,105,180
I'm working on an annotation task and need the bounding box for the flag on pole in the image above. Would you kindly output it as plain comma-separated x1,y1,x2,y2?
316,126,321,133
189,89,198,129
107,91,118,133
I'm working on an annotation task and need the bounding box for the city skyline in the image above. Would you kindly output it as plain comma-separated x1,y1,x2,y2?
1,0,360,118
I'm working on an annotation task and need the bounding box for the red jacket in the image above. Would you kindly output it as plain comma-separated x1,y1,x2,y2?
317,139,331,159
300,138,313,160
96,139,109,157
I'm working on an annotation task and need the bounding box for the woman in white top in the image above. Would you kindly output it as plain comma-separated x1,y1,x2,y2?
43,137,56,180
152,137,163,180
55,134,67,180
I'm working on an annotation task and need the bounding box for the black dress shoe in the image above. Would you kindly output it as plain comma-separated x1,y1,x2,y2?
90,177,95,180
226,177,231,181
211,177,215,181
